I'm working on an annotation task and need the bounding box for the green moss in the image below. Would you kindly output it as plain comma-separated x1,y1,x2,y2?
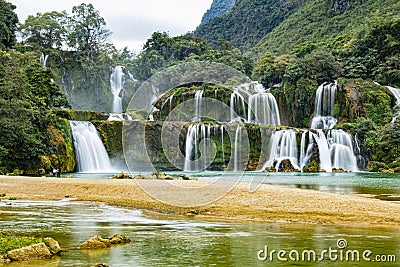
0,234,43,256
92,120,123,157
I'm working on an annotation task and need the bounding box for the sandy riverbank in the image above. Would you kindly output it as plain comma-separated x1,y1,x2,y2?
1,176,399,228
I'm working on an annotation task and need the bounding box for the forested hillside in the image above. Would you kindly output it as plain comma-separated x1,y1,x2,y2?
249,0,400,58
195,0,305,51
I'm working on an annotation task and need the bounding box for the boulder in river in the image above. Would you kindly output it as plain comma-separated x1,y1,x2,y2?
7,243,51,261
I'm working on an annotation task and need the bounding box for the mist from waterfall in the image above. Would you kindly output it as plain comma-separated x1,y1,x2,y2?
70,121,113,172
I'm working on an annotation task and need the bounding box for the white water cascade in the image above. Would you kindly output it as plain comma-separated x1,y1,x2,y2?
328,130,358,171
184,124,212,171
386,86,400,123
192,90,204,122
262,130,300,171
230,82,281,126
230,91,247,122
40,53,49,67
110,66,125,113
233,125,243,171
304,81,359,171
311,81,338,129
70,121,113,172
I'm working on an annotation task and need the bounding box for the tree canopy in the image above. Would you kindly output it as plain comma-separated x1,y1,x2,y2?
0,0,19,50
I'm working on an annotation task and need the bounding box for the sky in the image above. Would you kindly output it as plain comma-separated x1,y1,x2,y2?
9,0,213,53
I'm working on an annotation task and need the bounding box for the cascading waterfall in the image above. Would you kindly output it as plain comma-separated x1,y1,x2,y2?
60,56,71,96
386,85,400,123
110,66,125,113
40,53,49,67
303,81,359,172
184,124,212,172
328,130,358,172
192,90,204,122
230,82,281,126
70,121,113,172
247,92,281,125
311,81,338,129
233,125,243,171
262,130,300,171
230,91,247,122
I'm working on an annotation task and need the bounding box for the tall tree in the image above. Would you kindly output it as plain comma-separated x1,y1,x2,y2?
0,0,19,49
67,3,111,56
19,11,67,49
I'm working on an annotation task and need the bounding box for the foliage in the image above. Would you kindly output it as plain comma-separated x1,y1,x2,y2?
0,50,70,173
133,32,209,80
248,0,399,58
66,3,111,56
19,11,67,49
340,16,400,86
0,0,19,50
0,233,43,256
195,0,302,51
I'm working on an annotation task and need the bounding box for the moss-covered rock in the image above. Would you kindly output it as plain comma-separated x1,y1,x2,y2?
56,110,109,121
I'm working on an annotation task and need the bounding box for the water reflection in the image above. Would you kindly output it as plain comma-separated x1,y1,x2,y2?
0,200,399,266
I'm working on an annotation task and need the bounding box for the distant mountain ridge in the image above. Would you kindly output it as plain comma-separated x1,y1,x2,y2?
200,0,235,25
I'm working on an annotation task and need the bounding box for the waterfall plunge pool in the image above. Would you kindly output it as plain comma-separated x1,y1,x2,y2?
0,200,399,267
60,171,400,201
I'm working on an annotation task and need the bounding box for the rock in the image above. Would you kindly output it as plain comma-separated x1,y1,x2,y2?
278,159,300,172
0,255,11,264
7,243,51,261
112,171,132,179
379,168,394,173
78,236,111,250
109,234,131,245
332,168,345,173
79,234,131,250
43,237,61,255
177,175,198,181
134,172,174,180
263,166,276,172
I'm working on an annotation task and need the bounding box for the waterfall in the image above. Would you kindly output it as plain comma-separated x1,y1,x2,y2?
230,91,247,122
247,92,281,125
59,56,71,96
386,85,400,123
231,81,281,126
192,90,204,122
386,86,400,105
110,66,125,113
304,81,359,171
40,53,49,67
262,130,300,171
70,121,113,172
328,130,358,172
233,125,243,171
311,82,338,129
184,124,212,172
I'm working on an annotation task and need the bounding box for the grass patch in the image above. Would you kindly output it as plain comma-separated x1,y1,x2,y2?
0,233,42,256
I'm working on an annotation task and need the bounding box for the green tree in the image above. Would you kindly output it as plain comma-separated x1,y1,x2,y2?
0,0,19,49
67,3,112,56
19,11,67,49
0,50,70,173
